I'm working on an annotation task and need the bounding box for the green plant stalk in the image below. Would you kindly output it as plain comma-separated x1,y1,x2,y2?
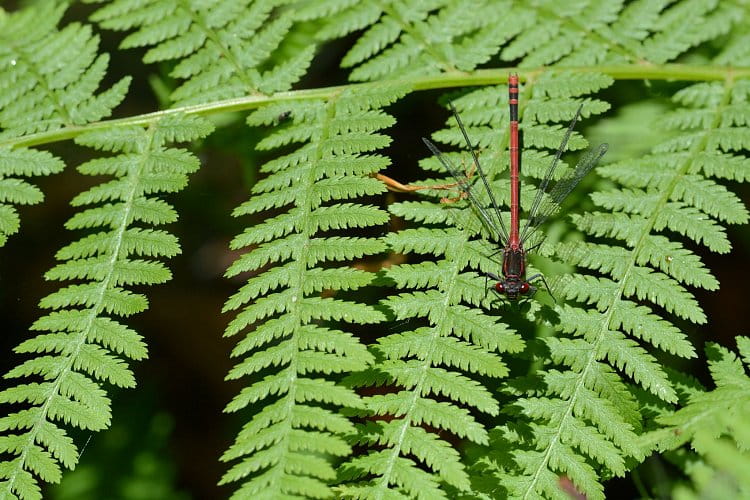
3,64,748,150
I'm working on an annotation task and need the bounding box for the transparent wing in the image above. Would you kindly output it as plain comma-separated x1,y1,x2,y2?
447,102,510,245
521,104,583,239
520,143,608,246
422,138,508,245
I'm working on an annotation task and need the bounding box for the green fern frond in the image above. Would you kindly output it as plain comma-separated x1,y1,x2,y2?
642,337,750,499
3,0,750,497
0,115,213,500
220,84,406,499
89,0,324,106
0,2,131,247
716,13,750,67
0,3,129,138
636,0,742,64
386,70,674,500
502,0,743,67
320,0,518,81
326,0,744,81
491,75,749,499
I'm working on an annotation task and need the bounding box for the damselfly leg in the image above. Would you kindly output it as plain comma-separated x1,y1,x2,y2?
526,273,555,302
377,156,477,204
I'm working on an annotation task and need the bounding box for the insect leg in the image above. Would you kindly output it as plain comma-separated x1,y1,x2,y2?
527,273,556,303
483,272,503,306
487,247,504,259
526,241,543,253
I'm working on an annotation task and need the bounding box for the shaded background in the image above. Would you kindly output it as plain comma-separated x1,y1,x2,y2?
1,3,748,499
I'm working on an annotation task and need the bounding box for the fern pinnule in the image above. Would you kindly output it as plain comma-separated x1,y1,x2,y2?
0,4,129,139
90,0,322,106
0,115,213,500
220,85,406,499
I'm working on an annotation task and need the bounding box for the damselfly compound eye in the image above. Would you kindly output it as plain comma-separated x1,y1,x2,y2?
495,282,505,293
520,282,530,294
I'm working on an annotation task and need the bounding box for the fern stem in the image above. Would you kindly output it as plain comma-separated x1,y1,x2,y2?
4,65,748,149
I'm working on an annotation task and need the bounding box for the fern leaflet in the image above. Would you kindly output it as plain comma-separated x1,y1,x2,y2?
89,0,328,106
0,3,129,138
220,84,406,499
0,115,213,500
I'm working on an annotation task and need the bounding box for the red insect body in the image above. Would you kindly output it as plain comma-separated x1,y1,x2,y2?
498,74,530,299
508,74,521,250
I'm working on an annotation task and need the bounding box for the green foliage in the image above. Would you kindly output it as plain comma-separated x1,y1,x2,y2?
320,0,743,81
475,75,748,500
0,2,130,248
219,84,406,499
457,75,750,500
332,71,614,497
382,70,667,499
497,0,742,67
1,0,750,499
0,114,213,500
88,0,326,106
0,3,129,137
644,337,750,499
319,0,516,81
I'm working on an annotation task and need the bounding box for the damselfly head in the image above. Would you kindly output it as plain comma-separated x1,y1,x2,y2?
495,279,531,300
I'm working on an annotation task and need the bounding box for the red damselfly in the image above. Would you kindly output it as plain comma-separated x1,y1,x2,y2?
422,74,608,300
